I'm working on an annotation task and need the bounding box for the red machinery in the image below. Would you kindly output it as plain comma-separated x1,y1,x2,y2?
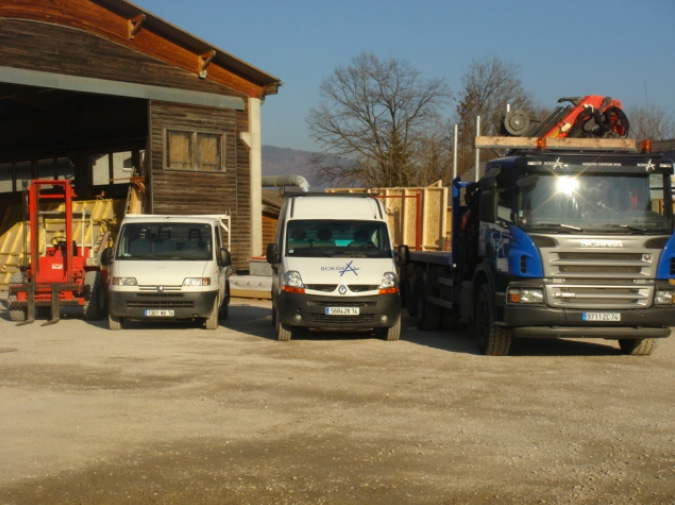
8,180,105,324
502,95,629,139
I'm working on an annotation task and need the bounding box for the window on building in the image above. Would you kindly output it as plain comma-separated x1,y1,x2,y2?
166,130,224,171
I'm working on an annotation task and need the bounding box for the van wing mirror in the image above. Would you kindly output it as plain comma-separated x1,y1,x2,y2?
218,248,232,267
396,244,409,266
266,243,280,264
100,247,113,266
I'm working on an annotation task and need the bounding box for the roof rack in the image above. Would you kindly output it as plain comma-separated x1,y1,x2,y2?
475,135,639,152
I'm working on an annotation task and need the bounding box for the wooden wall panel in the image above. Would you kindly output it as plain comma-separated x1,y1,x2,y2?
0,18,242,96
149,101,251,271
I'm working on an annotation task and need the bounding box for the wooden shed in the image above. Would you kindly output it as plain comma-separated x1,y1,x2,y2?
0,0,281,271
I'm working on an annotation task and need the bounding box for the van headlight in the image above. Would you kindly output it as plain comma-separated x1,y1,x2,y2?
507,286,544,304
113,277,137,286
654,289,675,305
284,271,304,288
183,277,211,287
378,272,399,295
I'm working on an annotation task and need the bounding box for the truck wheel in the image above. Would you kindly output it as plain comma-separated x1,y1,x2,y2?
205,297,219,330
83,270,104,321
474,284,512,356
416,287,442,330
108,312,123,330
618,338,656,356
8,271,27,322
378,316,401,341
403,279,417,317
275,310,292,341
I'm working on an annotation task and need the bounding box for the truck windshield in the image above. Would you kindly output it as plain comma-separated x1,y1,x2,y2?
116,222,212,260
518,172,673,234
286,220,392,258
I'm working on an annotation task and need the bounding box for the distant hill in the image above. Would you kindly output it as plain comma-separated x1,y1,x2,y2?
262,146,321,189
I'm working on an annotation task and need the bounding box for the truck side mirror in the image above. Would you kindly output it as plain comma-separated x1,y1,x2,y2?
396,244,409,266
479,190,497,224
266,243,280,264
218,248,232,267
100,247,113,266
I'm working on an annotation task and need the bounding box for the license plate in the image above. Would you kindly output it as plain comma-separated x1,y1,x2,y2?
144,309,175,317
582,312,621,322
325,307,359,316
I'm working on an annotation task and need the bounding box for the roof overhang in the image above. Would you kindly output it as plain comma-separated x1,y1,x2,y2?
0,65,245,110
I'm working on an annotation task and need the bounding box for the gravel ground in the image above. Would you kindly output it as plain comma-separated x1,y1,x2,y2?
0,297,674,505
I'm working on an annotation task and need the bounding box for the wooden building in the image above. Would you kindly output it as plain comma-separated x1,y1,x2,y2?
0,0,281,271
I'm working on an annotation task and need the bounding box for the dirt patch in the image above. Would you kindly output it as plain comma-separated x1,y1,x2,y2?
1,298,674,504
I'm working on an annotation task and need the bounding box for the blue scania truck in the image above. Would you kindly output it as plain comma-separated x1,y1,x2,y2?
401,136,675,355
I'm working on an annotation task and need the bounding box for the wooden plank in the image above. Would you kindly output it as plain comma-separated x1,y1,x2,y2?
475,136,638,151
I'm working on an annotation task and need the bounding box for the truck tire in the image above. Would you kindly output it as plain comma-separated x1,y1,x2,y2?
8,271,27,322
416,286,442,330
83,270,104,321
275,309,292,341
205,297,219,330
618,338,656,356
474,284,512,356
108,312,123,330
402,279,417,317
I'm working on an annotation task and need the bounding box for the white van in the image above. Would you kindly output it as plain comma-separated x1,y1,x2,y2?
266,194,408,341
103,215,232,330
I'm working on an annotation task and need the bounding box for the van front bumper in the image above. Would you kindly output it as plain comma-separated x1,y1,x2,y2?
276,291,401,330
108,290,218,320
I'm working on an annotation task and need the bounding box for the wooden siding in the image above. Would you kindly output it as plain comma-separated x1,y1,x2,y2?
0,0,277,97
149,101,251,271
0,18,242,96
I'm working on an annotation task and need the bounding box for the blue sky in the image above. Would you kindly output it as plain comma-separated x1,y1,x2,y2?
132,0,675,152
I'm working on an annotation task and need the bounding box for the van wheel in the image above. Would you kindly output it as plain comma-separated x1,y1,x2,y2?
205,297,219,330
108,312,123,330
275,311,292,341
618,338,656,356
83,270,104,321
219,282,230,321
378,316,401,341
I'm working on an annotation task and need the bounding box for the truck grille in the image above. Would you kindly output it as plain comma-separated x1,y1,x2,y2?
536,235,662,309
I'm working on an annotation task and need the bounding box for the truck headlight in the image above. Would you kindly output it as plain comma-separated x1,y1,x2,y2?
183,277,211,287
112,277,137,286
654,289,675,305
507,287,544,304
379,272,399,295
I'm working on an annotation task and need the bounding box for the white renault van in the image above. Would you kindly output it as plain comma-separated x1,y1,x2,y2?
266,194,408,341
103,215,231,330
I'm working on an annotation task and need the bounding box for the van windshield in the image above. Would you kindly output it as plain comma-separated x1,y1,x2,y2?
116,222,212,260
286,220,392,258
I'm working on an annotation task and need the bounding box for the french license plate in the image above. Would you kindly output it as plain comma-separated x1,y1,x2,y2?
582,312,620,322
325,307,359,316
144,309,175,317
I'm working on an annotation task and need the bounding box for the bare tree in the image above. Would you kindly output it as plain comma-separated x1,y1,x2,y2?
626,104,675,140
452,56,538,176
307,52,452,187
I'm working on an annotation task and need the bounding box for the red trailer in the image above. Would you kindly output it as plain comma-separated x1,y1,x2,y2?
8,180,105,324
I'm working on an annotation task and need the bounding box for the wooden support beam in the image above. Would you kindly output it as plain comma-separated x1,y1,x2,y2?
128,14,146,39
475,135,638,152
199,50,216,78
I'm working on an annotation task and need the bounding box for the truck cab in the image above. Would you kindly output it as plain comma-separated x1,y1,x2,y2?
470,147,675,354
